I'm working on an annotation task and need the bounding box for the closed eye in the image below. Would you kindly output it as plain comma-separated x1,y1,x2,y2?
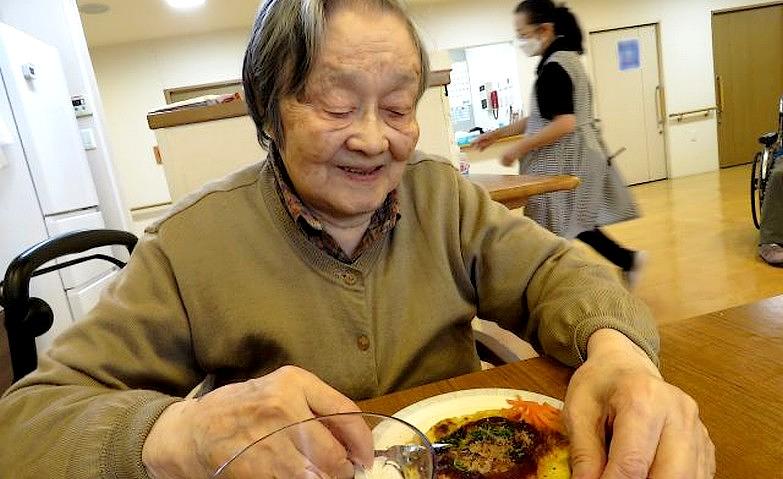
385,108,411,118
326,110,353,119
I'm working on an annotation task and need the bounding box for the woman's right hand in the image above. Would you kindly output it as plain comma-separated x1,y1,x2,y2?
471,130,501,151
142,366,372,479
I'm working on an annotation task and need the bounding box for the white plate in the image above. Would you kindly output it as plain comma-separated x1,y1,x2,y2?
394,388,563,438
373,388,563,448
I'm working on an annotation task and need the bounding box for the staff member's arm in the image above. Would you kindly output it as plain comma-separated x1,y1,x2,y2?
500,114,575,166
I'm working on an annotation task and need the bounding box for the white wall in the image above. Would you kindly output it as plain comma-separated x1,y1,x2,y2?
90,28,249,209
411,0,779,178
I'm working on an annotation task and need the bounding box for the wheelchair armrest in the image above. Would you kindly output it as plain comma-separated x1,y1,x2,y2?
2,229,137,312
1,229,138,382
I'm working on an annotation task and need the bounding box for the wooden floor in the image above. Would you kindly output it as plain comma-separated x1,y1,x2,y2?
592,165,783,324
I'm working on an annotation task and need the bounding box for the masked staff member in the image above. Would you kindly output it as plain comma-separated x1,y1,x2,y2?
474,0,647,287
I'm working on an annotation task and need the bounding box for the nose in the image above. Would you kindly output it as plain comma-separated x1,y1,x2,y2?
346,109,389,157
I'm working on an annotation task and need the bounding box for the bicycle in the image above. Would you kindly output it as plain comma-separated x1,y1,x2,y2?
751,95,783,229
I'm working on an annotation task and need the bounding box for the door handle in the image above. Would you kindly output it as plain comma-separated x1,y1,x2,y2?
716,75,725,124
153,145,163,165
655,86,665,134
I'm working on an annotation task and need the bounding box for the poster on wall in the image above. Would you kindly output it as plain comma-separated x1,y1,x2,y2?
617,39,641,71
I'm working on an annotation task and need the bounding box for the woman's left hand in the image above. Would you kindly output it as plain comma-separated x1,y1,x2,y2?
564,329,715,479
500,143,528,167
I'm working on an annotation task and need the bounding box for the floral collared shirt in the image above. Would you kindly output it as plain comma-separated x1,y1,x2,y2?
268,149,400,264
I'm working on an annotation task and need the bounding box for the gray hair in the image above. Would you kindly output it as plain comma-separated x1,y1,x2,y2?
242,0,430,149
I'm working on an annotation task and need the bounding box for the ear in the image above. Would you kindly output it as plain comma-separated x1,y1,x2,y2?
541,22,557,39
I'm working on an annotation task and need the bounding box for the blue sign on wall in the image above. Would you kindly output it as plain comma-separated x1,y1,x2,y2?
617,39,641,71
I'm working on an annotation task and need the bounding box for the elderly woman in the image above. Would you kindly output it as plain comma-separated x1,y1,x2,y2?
0,0,713,478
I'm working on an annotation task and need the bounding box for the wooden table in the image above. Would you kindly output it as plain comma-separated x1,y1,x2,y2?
658,295,783,478
469,174,581,209
359,295,783,478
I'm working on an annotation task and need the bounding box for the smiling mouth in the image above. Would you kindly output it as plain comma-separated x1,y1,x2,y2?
338,165,384,176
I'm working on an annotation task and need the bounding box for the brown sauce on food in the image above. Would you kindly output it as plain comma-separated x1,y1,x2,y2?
434,420,457,438
434,416,561,479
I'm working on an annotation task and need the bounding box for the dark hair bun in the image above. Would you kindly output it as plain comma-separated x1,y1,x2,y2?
515,0,584,54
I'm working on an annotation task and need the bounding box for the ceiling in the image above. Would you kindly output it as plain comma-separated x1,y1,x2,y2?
78,0,444,48
78,0,262,47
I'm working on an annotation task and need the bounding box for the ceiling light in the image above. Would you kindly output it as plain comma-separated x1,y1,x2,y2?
165,0,207,9
78,3,111,15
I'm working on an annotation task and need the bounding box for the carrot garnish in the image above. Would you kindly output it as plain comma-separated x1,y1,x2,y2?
503,397,565,434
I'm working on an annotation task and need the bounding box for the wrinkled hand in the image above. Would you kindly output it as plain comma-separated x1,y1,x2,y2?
564,329,715,479
471,130,501,151
142,366,372,479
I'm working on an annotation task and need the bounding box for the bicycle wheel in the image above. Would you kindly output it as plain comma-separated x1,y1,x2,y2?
751,151,763,229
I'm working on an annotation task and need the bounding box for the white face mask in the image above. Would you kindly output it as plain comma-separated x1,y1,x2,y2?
515,37,543,57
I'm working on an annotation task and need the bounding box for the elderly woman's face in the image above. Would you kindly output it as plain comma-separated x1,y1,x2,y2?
279,7,421,223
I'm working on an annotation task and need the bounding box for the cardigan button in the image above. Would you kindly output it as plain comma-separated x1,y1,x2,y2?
342,271,358,286
357,334,371,351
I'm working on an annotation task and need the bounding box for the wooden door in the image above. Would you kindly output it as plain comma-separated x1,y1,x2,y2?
713,5,783,168
589,25,668,185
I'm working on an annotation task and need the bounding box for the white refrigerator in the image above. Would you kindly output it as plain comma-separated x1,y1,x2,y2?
0,23,121,352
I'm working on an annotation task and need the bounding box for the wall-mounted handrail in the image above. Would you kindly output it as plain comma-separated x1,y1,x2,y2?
669,107,718,122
